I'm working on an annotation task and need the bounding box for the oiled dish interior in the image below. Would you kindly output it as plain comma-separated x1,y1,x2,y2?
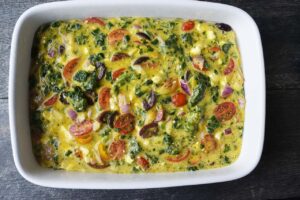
29,17,245,173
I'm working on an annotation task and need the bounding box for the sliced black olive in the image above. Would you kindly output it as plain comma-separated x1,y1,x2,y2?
97,111,119,128
59,91,69,105
142,90,156,111
96,62,106,80
111,52,130,62
216,23,232,32
136,32,151,40
139,123,159,138
85,90,97,105
133,56,150,65
184,70,191,82
58,45,65,54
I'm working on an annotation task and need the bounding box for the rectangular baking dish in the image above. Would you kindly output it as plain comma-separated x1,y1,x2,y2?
9,0,265,189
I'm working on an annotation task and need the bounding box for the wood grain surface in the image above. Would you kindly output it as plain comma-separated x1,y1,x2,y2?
0,0,299,199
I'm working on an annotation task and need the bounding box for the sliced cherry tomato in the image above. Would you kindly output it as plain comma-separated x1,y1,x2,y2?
69,120,93,137
119,122,135,135
214,102,236,122
109,140,126,160
114,113,135,129
63,58,80,81
75,134,93,144
85,17,105,26
172,92,187,107
166,149,190,163
108,29,128,45
112,68,126,80
137,156,150,170
201,134,217,152
224,58,235,75
43,94,58,106
210,46,221,52
98,87,111,110
182,20,195,31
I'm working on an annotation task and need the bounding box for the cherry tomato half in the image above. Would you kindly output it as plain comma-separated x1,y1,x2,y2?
63,58,80,81
108,29,128,45
172,92,187,107
137,156,150,170
85,17,105,26
69,120,93,137
43,94,58,107
224,58,235,75
112,68,126,80
214,102,236,122
98,87,111,110
109,140,126,160
182,20,195,32
114,113,135,134
166,149,190,163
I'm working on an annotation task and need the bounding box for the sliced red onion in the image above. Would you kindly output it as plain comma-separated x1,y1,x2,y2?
133,24,142,29
143,90,156,111
68,109,77,121
180,80,191,95
238,98,245,108
48,48,55,58
154,108,164,122
118,94,130,113
222,85,233,98
58,45,65,54
224,128,232,135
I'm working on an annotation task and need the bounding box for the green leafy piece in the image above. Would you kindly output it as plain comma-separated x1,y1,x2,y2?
67,23,82,32
211,86,219,103
224,144,231,153
187,166,198,171
89,52,104,66
173,116,183,129
163,133,173,145
67,87,88,112
189,84,206,106
194,72,211,87
207,116,220,133
73,70,89,82
75,34,88,45
83,71,98,91
65,150,72,156
40,63,52,77
222,43,232,53
91,28,106,47
129,139,141,158
182,33,193,45
146,154,159,164
165,145,179,155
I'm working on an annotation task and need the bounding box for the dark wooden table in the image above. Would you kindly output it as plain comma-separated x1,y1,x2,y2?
1,0,299,199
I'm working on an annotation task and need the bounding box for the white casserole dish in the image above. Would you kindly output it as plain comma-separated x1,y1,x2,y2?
9,0,265,189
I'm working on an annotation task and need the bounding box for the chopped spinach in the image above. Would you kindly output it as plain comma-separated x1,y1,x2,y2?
207,116,220,133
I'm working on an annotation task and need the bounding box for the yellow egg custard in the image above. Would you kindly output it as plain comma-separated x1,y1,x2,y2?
29,17,245,173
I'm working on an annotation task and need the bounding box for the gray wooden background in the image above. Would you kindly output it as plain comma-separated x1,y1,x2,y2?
1,0,300,199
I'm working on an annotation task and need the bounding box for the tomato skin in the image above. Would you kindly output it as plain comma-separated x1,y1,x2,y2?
137,156,150,170
98,87,111,110
63,58,80,81
214,102,236,121
112,68,126,80
182,20,195,31
210,46,221,52
108,29,128,45
109,140,126,160
224,58,235,75
114,113,135,134
166,149,190,162
43,94,58,106
85,17,105,26
69,120,93,137
172,92,187,107
201,134,217,152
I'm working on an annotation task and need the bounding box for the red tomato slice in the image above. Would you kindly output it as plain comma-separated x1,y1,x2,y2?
109,140,126,160
63,58,80,81
166,149,190,162
43,94,58,107
224,58,235,75
69,120,93,137
108,29,128,45
182,20,195,31
114,113,135,134
214,102,236,122
119,122,135,135
112,68,126,80
210,46,221,52
98,87,111,110
137,156,150,170
85,17,105,26
172,92,187,107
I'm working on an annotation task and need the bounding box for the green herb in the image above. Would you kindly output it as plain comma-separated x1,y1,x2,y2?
222,43,232,53
189,84,206,106
67,87,88,112
65,150,72,156
146,154,159,164
224,144,231,153
187,166,198,171
207,116,220,133
67,23,82,32
129,139,141,158
182,33,193,45
75,34,87,45
211,86,219,103
151,39,159,45
224,156,231,164
73,71,89,82
91,28,106,47
163,133,173,145
89,52,104,65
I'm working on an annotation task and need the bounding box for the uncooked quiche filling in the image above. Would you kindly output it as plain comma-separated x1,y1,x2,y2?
29,17,245,173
